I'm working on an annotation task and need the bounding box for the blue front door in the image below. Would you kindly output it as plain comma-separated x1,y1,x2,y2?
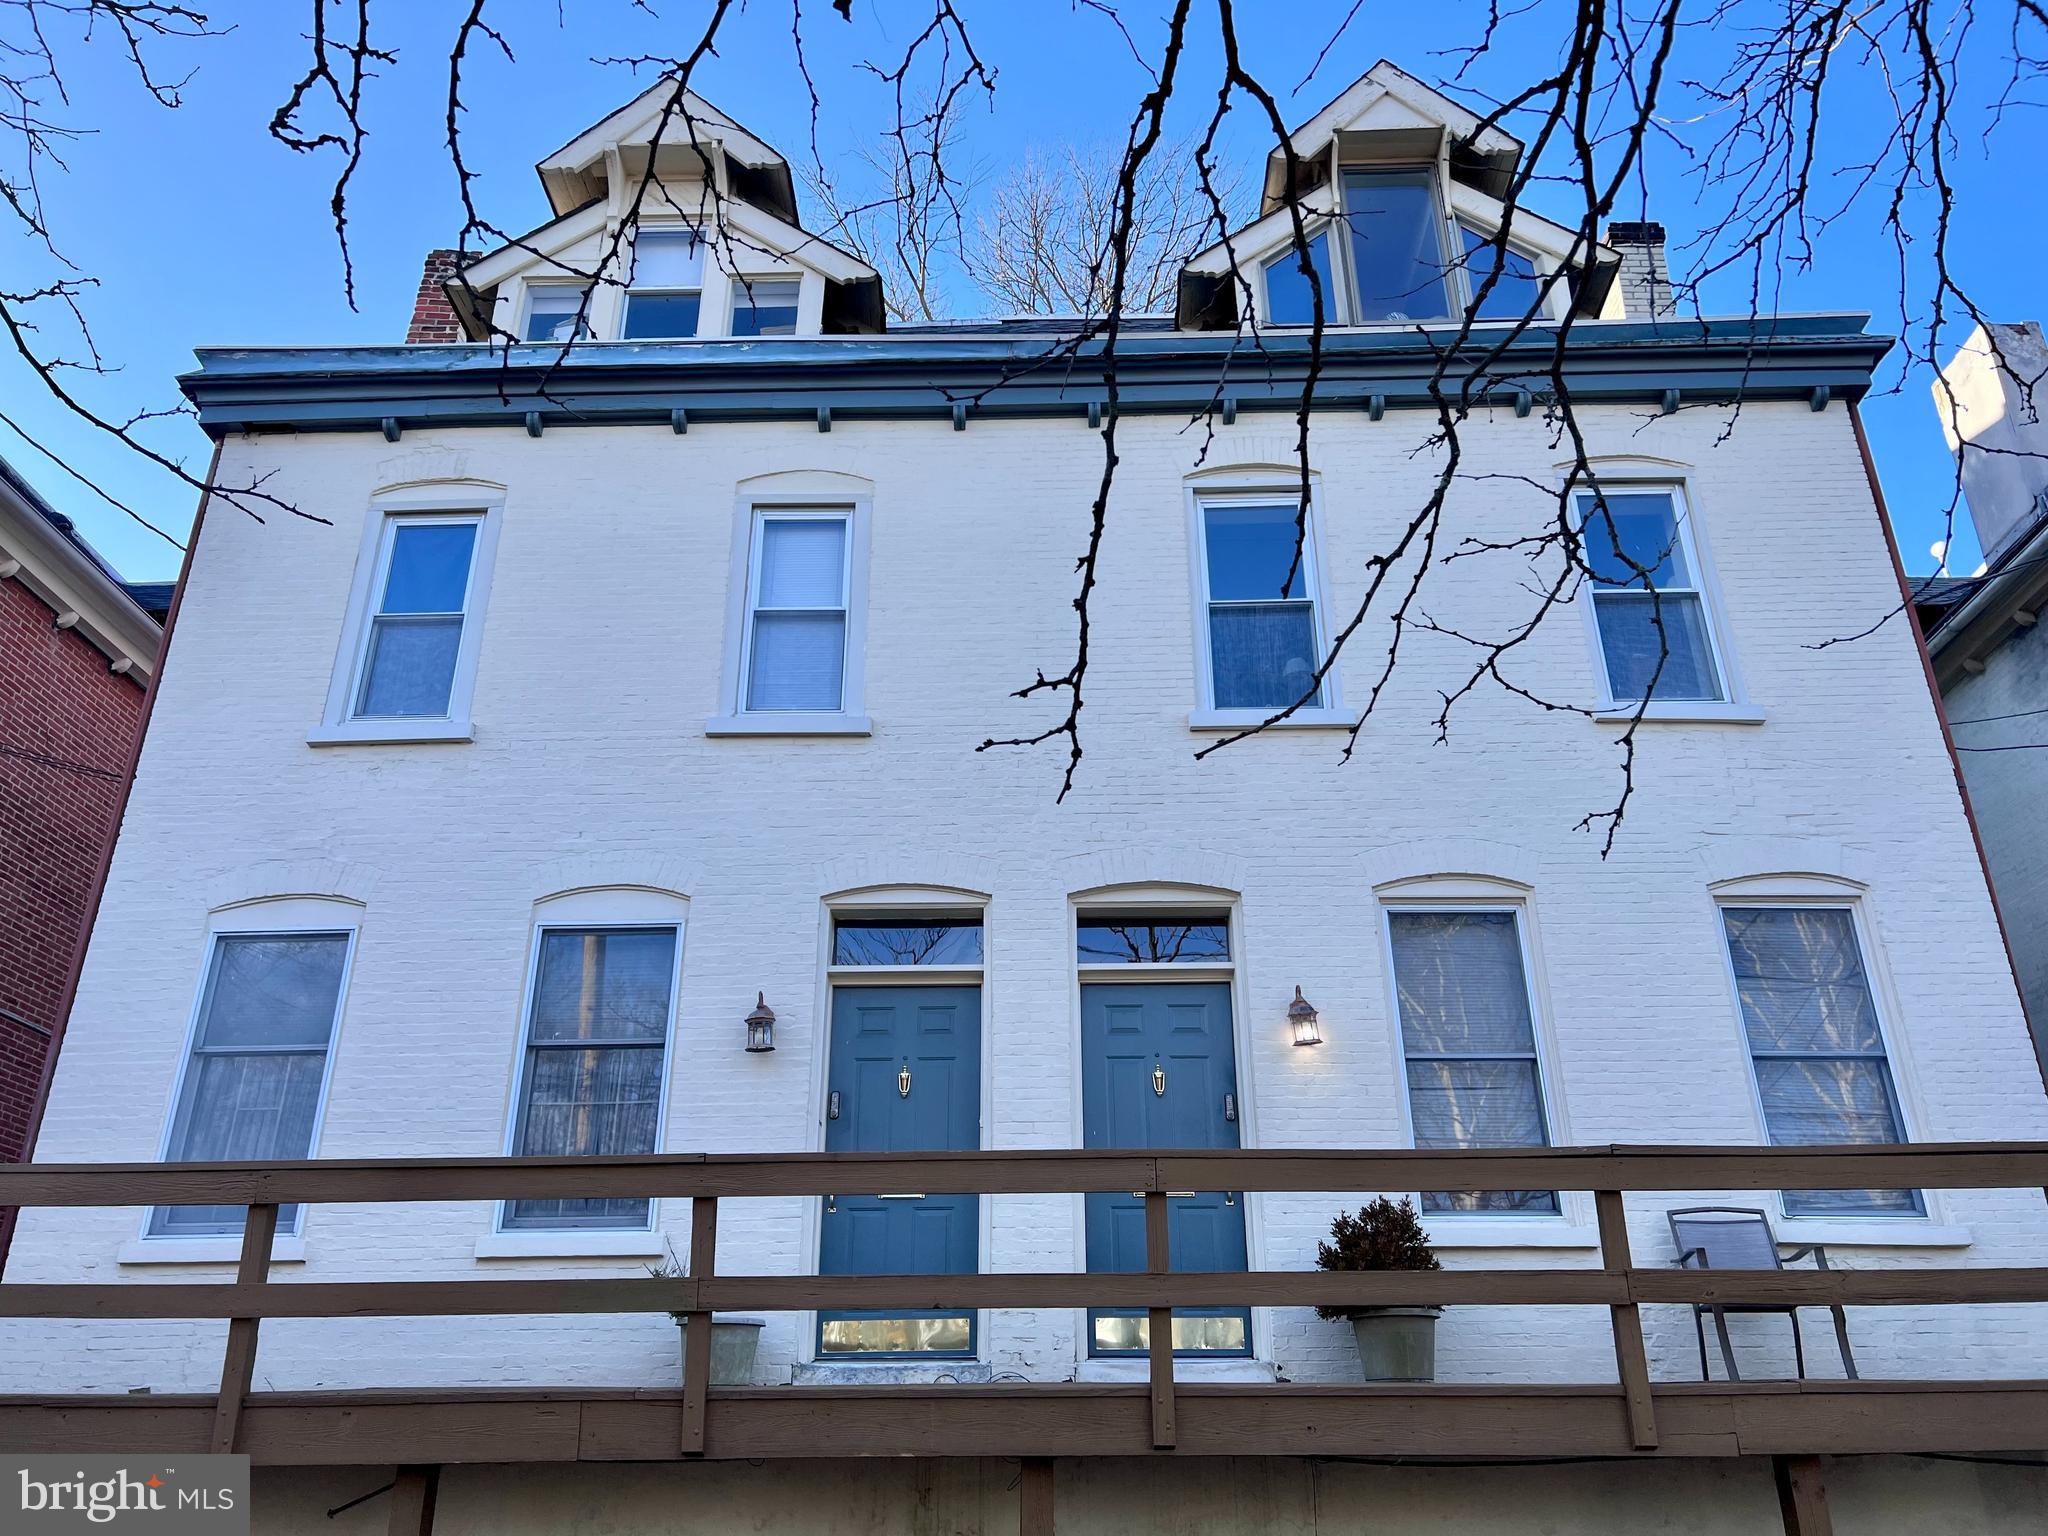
1081,981,1250,1356
819,985,980,1356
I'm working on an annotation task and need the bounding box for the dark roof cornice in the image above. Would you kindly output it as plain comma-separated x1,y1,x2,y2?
180,314,1892,440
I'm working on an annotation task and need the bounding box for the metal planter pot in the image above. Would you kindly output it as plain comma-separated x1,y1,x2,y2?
1348,1306,1442,1382
675,1315,766,1386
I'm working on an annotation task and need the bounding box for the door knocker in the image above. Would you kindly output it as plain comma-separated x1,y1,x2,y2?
1152,1062,1166,1096
898,1063,912,1098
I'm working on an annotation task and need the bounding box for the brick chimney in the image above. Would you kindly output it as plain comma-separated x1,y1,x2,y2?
1604,221,1675,320
405,249,468,343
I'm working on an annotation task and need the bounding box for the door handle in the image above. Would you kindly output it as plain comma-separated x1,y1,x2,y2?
828,1091,841,1121
1223,1092,1237,1123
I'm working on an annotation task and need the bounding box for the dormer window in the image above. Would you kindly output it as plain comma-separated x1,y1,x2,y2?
730,276,800,337
623,228,704,339
1340,168,1452,322
1262,232,1334,327
1458,223,1543,320
1256,171,1557,328
522,286,590,343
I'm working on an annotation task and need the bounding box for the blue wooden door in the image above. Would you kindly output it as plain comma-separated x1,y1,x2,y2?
1081,981,1250,1356
819,985,980,1356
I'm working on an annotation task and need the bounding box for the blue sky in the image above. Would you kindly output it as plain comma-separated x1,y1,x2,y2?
5,2,2035,582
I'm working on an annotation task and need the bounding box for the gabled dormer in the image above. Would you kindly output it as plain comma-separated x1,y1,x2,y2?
446,81,884,343
1178,61,1622,330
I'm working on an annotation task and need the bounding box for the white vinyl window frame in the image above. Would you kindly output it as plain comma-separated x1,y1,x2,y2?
1185,481,1350,731
621,225,708,341
1567,468,1762,725
311,486,504,746
708,489,873,737
1712,894,1926,1222
518,282,592,344
484,887,689,1254
1379,899,1565,1221
138,897,361,1250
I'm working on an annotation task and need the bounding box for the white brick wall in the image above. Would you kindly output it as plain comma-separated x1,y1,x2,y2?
9,399,2047,1395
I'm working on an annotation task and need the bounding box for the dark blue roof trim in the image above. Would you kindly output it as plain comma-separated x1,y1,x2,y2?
179,315,1892,440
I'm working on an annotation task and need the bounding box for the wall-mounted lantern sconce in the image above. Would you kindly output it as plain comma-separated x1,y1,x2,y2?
1288,986,1322,1048
745,992,777,1053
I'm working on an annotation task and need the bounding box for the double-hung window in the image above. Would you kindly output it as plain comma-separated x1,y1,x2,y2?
1721,906,1920,1216
1196,497,1327,712
730,276,801,336
503,926,679,1231
151,932,352,1236
742,509,851,713
350,515,481,721
622,228,704,339
1579,487,1728,705
1386,909,1557,1214
523,285,590,342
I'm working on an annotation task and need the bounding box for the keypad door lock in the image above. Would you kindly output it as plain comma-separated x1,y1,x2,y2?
828,1090,841,1121
1223,1093,1237,1123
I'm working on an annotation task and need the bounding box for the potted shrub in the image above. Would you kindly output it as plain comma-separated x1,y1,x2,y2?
648,1250,765,1386
1315,1197,1444,1382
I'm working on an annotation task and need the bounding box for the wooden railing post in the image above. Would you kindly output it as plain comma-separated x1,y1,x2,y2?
386,1464,440,1536
211,1201,278,1454
1143,1189,1175,1450
1595,1188,1658,1449
680,1194,718,1456
1773,1455,1833,1536
1019,1456,1055,1535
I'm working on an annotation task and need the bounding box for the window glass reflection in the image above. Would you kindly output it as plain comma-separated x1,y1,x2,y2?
1076,917,1230,964
832,919,984,966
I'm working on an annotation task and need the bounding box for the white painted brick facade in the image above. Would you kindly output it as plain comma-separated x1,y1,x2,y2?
9,398,2048,1399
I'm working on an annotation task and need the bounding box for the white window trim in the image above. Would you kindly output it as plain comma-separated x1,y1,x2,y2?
1566,468,1759,723
1376,893,1581,1231
312,486,503,746
517,281,592,344
1185,480,1349,730
709,491,872,735
621,224,709,340
491,887,690,1243
1710,891,1931,1225
137,897,362,1248
726,273,804,338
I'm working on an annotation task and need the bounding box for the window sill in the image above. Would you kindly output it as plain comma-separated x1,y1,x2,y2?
704,713,872,738
1187,707,1355,733
117,1236,308,1266
1770,1220,1971,1250
1593,702,1766,725
474,1229,667,1260
1422,1221,1599,1250
307,719,475,747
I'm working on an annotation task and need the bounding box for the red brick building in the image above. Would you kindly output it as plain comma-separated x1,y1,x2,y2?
0,457,164,1267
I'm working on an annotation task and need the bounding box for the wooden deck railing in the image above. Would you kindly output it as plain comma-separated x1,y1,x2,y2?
2,1142,2047,1463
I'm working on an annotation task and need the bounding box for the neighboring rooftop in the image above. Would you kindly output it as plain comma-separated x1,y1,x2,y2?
0,455,168,680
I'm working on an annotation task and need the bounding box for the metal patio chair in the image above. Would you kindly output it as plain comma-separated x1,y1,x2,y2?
1667,1206,1859,1382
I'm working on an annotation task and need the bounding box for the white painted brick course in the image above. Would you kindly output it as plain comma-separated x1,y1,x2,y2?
9,400,2047,1396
